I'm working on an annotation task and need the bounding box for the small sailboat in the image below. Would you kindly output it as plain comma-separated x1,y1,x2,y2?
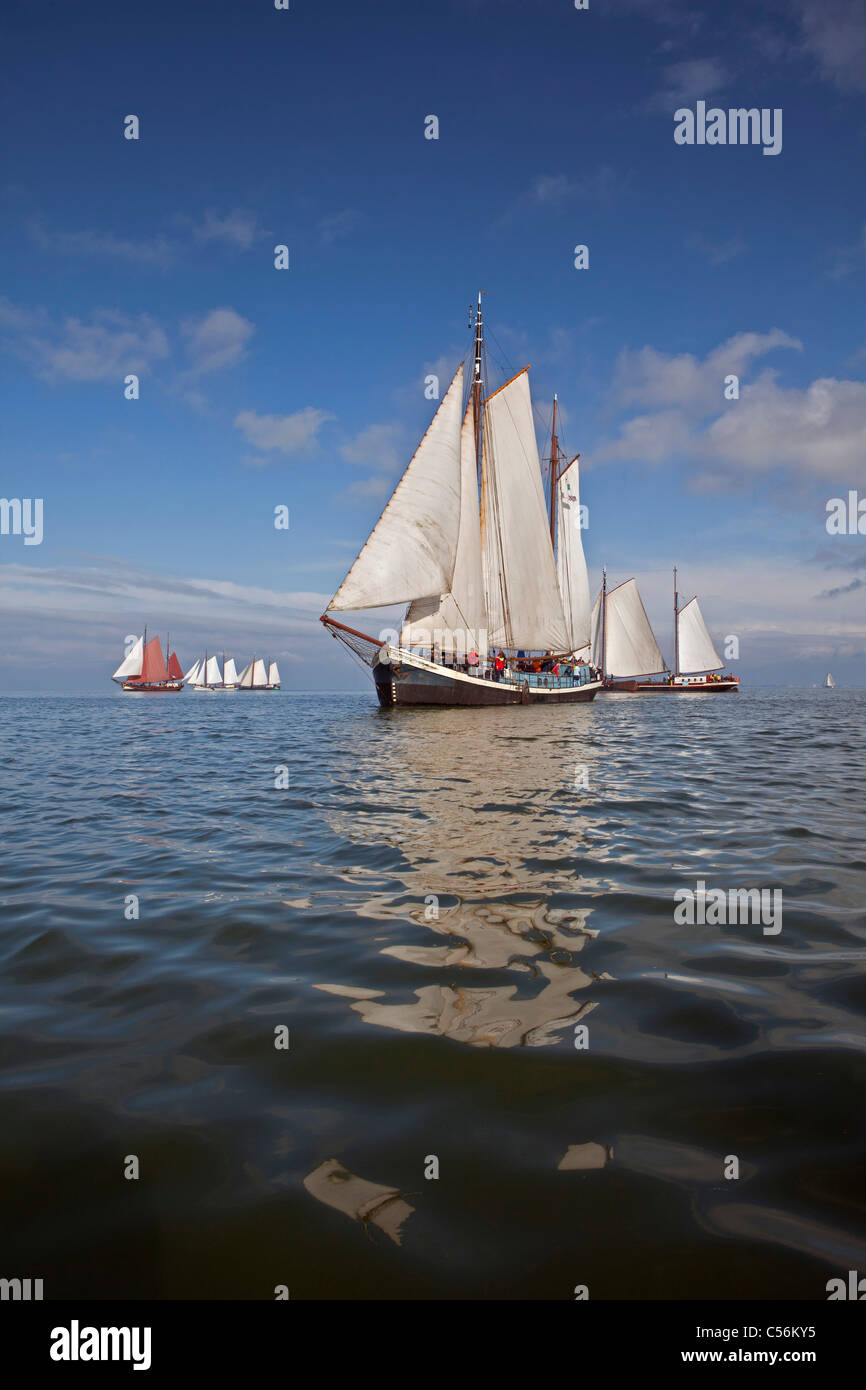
266,660,281,690
600,569,739,693
187,651,224,691
238,656,269,690
825,672,835,689
112,629,184,692
321,294,603,706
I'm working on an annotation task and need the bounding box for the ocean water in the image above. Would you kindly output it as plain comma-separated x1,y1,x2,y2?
1,688,864,1300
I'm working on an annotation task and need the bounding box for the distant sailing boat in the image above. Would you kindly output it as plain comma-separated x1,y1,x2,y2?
600,568,739,693
112,628,184,692
825,672,835,689
186,651,224,692
321,294,603,706
238,655,269,690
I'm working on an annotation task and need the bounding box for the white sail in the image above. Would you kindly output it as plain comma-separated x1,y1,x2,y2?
402,394,486,651
589,588,603,668
253,658,267,687
328,366,464,611
223,657,238,685
238,662,253,688
604,579,667,678
481,369,570,652
267,661,280,685
556,459,591,652
825,672,835,688
205,654,222,685
113,636,143,680
184,656,202,683
677,597,723,673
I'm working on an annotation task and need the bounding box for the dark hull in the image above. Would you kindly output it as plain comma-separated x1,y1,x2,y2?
605,679,739,694
373,659,600,707
119,682,184,693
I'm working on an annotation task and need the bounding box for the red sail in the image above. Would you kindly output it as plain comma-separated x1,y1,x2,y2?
141,635,169,683
167,652,183,679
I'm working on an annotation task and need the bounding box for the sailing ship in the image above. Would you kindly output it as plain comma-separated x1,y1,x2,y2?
825,672,835,689
599,568,739,693
321,295,603,706
112,629,184,692
184,652,240,691
238,656,269,690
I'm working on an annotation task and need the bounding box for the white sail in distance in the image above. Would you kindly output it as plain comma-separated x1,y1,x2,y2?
223,657,239,685
252,658,267,687
267,661,280,685
205,655,222,685
328,366,464,612
402,394,487,652
604,579,667,678
238,662,253,688
113,636,143,680
556,459,591,653
482,369,569,652
677,597,723,673
183,656,202,683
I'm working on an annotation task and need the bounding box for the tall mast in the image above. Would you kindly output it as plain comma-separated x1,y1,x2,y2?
548,395,559,549
472,290,484,478
601,568,607,680
673,566,679,678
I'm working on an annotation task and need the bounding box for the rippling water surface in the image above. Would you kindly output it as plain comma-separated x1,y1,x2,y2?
1,689,864,1299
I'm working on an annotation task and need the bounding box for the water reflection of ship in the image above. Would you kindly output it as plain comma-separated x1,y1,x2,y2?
318,716,613,1048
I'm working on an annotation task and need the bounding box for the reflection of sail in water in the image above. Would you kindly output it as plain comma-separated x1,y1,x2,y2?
303,1159,415,1245
318,710,612,1048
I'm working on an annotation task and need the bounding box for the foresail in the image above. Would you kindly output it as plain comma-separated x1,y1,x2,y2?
184,658,203,683
328,366,464,611
481,369,569,652
268,661,280,684
113,636,143,680
224,658,239,684
205,655,222,684
402,394,486,650
605,579,667,678
556,459,591,652
253,658,267,686
677,597,723,673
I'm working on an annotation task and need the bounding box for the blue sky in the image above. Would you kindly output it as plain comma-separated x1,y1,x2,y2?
1,0,865,690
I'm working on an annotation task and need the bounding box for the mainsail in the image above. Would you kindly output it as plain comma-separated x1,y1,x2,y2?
402,394,486,650
224,657,239,685
602,579,667,678
328,366,464,612
252,658,267,687
205,655,222,685
140,636,169,683
267,661,280,685
677,597,723,673
482,370,569,652
556,458,591,653
113,636,143,680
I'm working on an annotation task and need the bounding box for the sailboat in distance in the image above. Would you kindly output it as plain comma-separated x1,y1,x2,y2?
825,672,835,689
601,569,739,692
112,629,184,692
320,295,603,706
238,656,269,690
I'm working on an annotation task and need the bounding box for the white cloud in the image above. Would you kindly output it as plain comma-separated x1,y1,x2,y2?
0,298,170,382
339,423,403,472
183,208,263,249
28,219,176,266
234,406,333,457
317,210,360,244
648,57,730,113
182,307,254,376
599,331,866,484
796,0,866,94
